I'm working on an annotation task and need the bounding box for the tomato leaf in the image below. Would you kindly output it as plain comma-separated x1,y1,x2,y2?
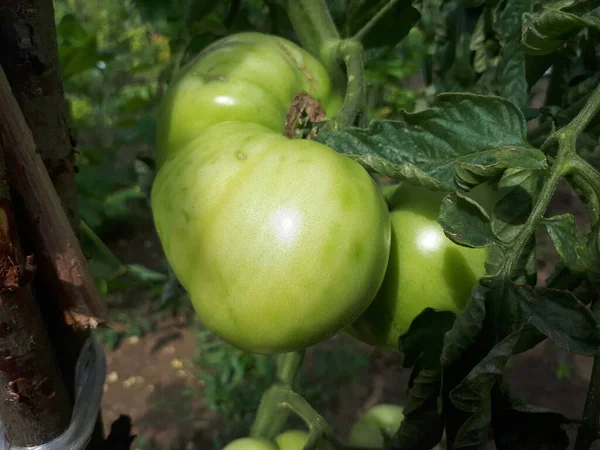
522,2,600,55
512,285,600,355
493,168,543,242
391,368,444,450
544,214,600,282
438,192,497,248
441,280,489,368
449,330,520,413
495,0,532,108
493,405,570,450
399,308,456,368
318,93,546,190
452,395,492,450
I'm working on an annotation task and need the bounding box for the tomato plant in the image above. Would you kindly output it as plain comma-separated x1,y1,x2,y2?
148,0,600,449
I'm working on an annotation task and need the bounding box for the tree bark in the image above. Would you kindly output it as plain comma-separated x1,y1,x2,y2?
0,0,79,230
0,1,108,448
0,137,71,445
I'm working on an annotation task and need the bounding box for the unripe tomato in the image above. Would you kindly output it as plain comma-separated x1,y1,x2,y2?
152,122,391,353
222,437,279,450
349,404,404,448
275,430,332,450
348,183,488,349
156,32,342,167
349,404,440,449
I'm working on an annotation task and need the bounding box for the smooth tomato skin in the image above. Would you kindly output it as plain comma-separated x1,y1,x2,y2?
151,121,391,354
156,32,342,167
222,437,279,450
348,404,405,448
348,183,488,349
349,404,440,449
275,430,332,450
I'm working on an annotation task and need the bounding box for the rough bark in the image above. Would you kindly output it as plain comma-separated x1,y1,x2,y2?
0,0,79,230
0,142,71,445
0,1,108,448
0,66,107,328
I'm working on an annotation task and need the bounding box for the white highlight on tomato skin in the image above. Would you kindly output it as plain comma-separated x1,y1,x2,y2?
416,226,443,252
214,95,236,105
270,208,302,245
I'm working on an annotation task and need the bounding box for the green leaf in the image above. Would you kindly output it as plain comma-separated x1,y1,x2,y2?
494,405,570,450
392,368,444,450
512,285,600,355
400,308,457,368
126,264,167,282
544,214,600,276
441,280,489,367
449,330,520,413
59,35,101,80
317,93,546,190
522,7,600,55
56,14,89,44
495,0,533,108
346,0,421,48
452,395,492,450
438,192,496,247
493,168,543,242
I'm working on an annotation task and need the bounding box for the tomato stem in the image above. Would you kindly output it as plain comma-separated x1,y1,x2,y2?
284,0,339,62
352,0,401,42
329,39,366,130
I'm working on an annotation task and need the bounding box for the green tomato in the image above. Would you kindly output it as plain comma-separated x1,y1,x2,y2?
156,32,342,167
349,404,440,449
222,437,279,450
348,404,404,448
151,121,391,353
275,430,332,450
348,183,489,349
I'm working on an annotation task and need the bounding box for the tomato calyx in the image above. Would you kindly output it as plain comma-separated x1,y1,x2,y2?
285,92,328,139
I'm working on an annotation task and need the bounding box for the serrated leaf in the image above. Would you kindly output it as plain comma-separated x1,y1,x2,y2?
523,8,600,55
513,285,600,355
400,309,457,368
544,214,600,275
391,368,444,450
453,395,492,450
494,405,570,450
318,93,546,190
496,0,532,108
438,193,496,247
493,168,543,242
449,330,520,413
441,281,489,367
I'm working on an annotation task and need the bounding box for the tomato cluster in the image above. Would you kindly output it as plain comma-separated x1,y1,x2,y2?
152,32,488,354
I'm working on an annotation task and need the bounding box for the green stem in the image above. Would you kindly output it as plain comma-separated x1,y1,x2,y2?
353,0,400,42
329,39,366,130
568,154,600,198
575,302,600,450
276,350,305,387
284,0,339,62
80,220,126,276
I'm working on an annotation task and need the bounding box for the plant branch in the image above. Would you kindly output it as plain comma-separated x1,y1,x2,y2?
329,39,366,130
353,0,400,42
276,350,305,387
0,64,108,328
284,0,339,62
562,82,600,137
